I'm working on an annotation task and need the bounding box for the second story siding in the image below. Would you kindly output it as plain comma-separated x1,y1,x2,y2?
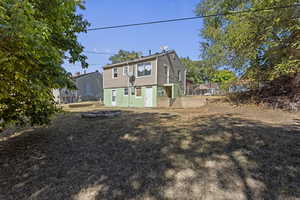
157,52,185,86
103,59,157,89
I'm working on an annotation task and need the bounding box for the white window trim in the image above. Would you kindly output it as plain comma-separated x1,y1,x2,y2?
178,70,181,82
112,67,118,79
123,66,129,76
164,65,170,84
135,62,152,78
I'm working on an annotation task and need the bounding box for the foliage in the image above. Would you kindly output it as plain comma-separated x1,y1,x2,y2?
196,0,300,82
109,50,141,64
0,0,89,129
180,57,236,88
211,70,237,89
180,57,215,84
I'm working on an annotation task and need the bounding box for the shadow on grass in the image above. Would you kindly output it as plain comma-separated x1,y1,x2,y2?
0,111,299,200
187,114,300,200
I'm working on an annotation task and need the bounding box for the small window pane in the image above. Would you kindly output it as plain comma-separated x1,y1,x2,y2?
113,68,118,78
178,70,181,81
144,63,151,76
124,66,129,75
137,64,144,77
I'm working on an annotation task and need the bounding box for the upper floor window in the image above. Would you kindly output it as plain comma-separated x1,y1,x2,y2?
137,62,152,77
112,67,118,78
164,66,168,76
178,70,181,81
123,66,129,76
164,65,169,83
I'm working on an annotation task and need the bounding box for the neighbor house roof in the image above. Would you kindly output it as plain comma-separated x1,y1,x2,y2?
103,50,176,69
72,71,100,79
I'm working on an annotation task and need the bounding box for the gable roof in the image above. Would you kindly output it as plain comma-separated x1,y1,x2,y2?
73,71,101,79
103,50,176,69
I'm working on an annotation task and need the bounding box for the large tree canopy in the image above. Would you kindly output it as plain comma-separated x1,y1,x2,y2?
109,50,141,64
180,57,236,88
211,70,237,89
180,57,215,84
0,0,89,128
196,0,300,82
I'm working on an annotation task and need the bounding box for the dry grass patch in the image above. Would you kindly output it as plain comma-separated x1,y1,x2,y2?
0,103,299,200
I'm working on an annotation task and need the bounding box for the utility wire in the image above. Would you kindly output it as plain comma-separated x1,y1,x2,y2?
87,4,300,31
84,51,114,55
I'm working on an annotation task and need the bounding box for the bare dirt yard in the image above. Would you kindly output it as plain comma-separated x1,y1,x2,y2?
0,103,300,200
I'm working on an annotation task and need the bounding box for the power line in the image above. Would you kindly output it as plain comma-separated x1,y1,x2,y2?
84,51,114,55
67,64,103,67
87,4,300,31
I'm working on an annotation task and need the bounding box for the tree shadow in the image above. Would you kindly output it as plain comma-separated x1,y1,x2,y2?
0,111,176,200
0,111,299,200
184,114,300,200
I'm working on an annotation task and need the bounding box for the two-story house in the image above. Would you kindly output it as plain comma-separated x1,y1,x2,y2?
103,50,186,107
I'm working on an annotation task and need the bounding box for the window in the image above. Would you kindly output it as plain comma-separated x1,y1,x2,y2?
124,88,128,96
164,66,168,75
178,70,181,81
137,62,152,77
165,65,169,83
113,67,118,78
123,66,129,76
136,87,142,97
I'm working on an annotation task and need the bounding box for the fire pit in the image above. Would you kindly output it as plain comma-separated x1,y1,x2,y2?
81,110,121,118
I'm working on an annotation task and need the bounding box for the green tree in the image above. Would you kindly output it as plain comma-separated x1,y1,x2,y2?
211,70,237,89
109,50,141,64
196,0,300,82
180,57,215,84
0,0,89,129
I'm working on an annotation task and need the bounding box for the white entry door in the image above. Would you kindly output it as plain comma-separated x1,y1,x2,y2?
112,89,117,106
145,87,153,107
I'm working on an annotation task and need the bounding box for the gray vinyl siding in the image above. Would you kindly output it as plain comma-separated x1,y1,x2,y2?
157,53,185,88
76,72,103,101
103,59,157,89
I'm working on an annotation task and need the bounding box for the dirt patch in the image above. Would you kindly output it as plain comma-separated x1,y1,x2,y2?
0,103,299,200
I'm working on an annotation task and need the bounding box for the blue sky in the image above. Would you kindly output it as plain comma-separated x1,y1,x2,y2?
64,0,204,74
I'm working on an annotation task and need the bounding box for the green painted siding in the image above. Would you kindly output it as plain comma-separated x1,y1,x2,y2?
173,83,182,98
104,86,157,107
104,89,112,106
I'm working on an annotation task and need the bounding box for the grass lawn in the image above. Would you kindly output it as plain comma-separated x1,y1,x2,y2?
0,103,299,200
